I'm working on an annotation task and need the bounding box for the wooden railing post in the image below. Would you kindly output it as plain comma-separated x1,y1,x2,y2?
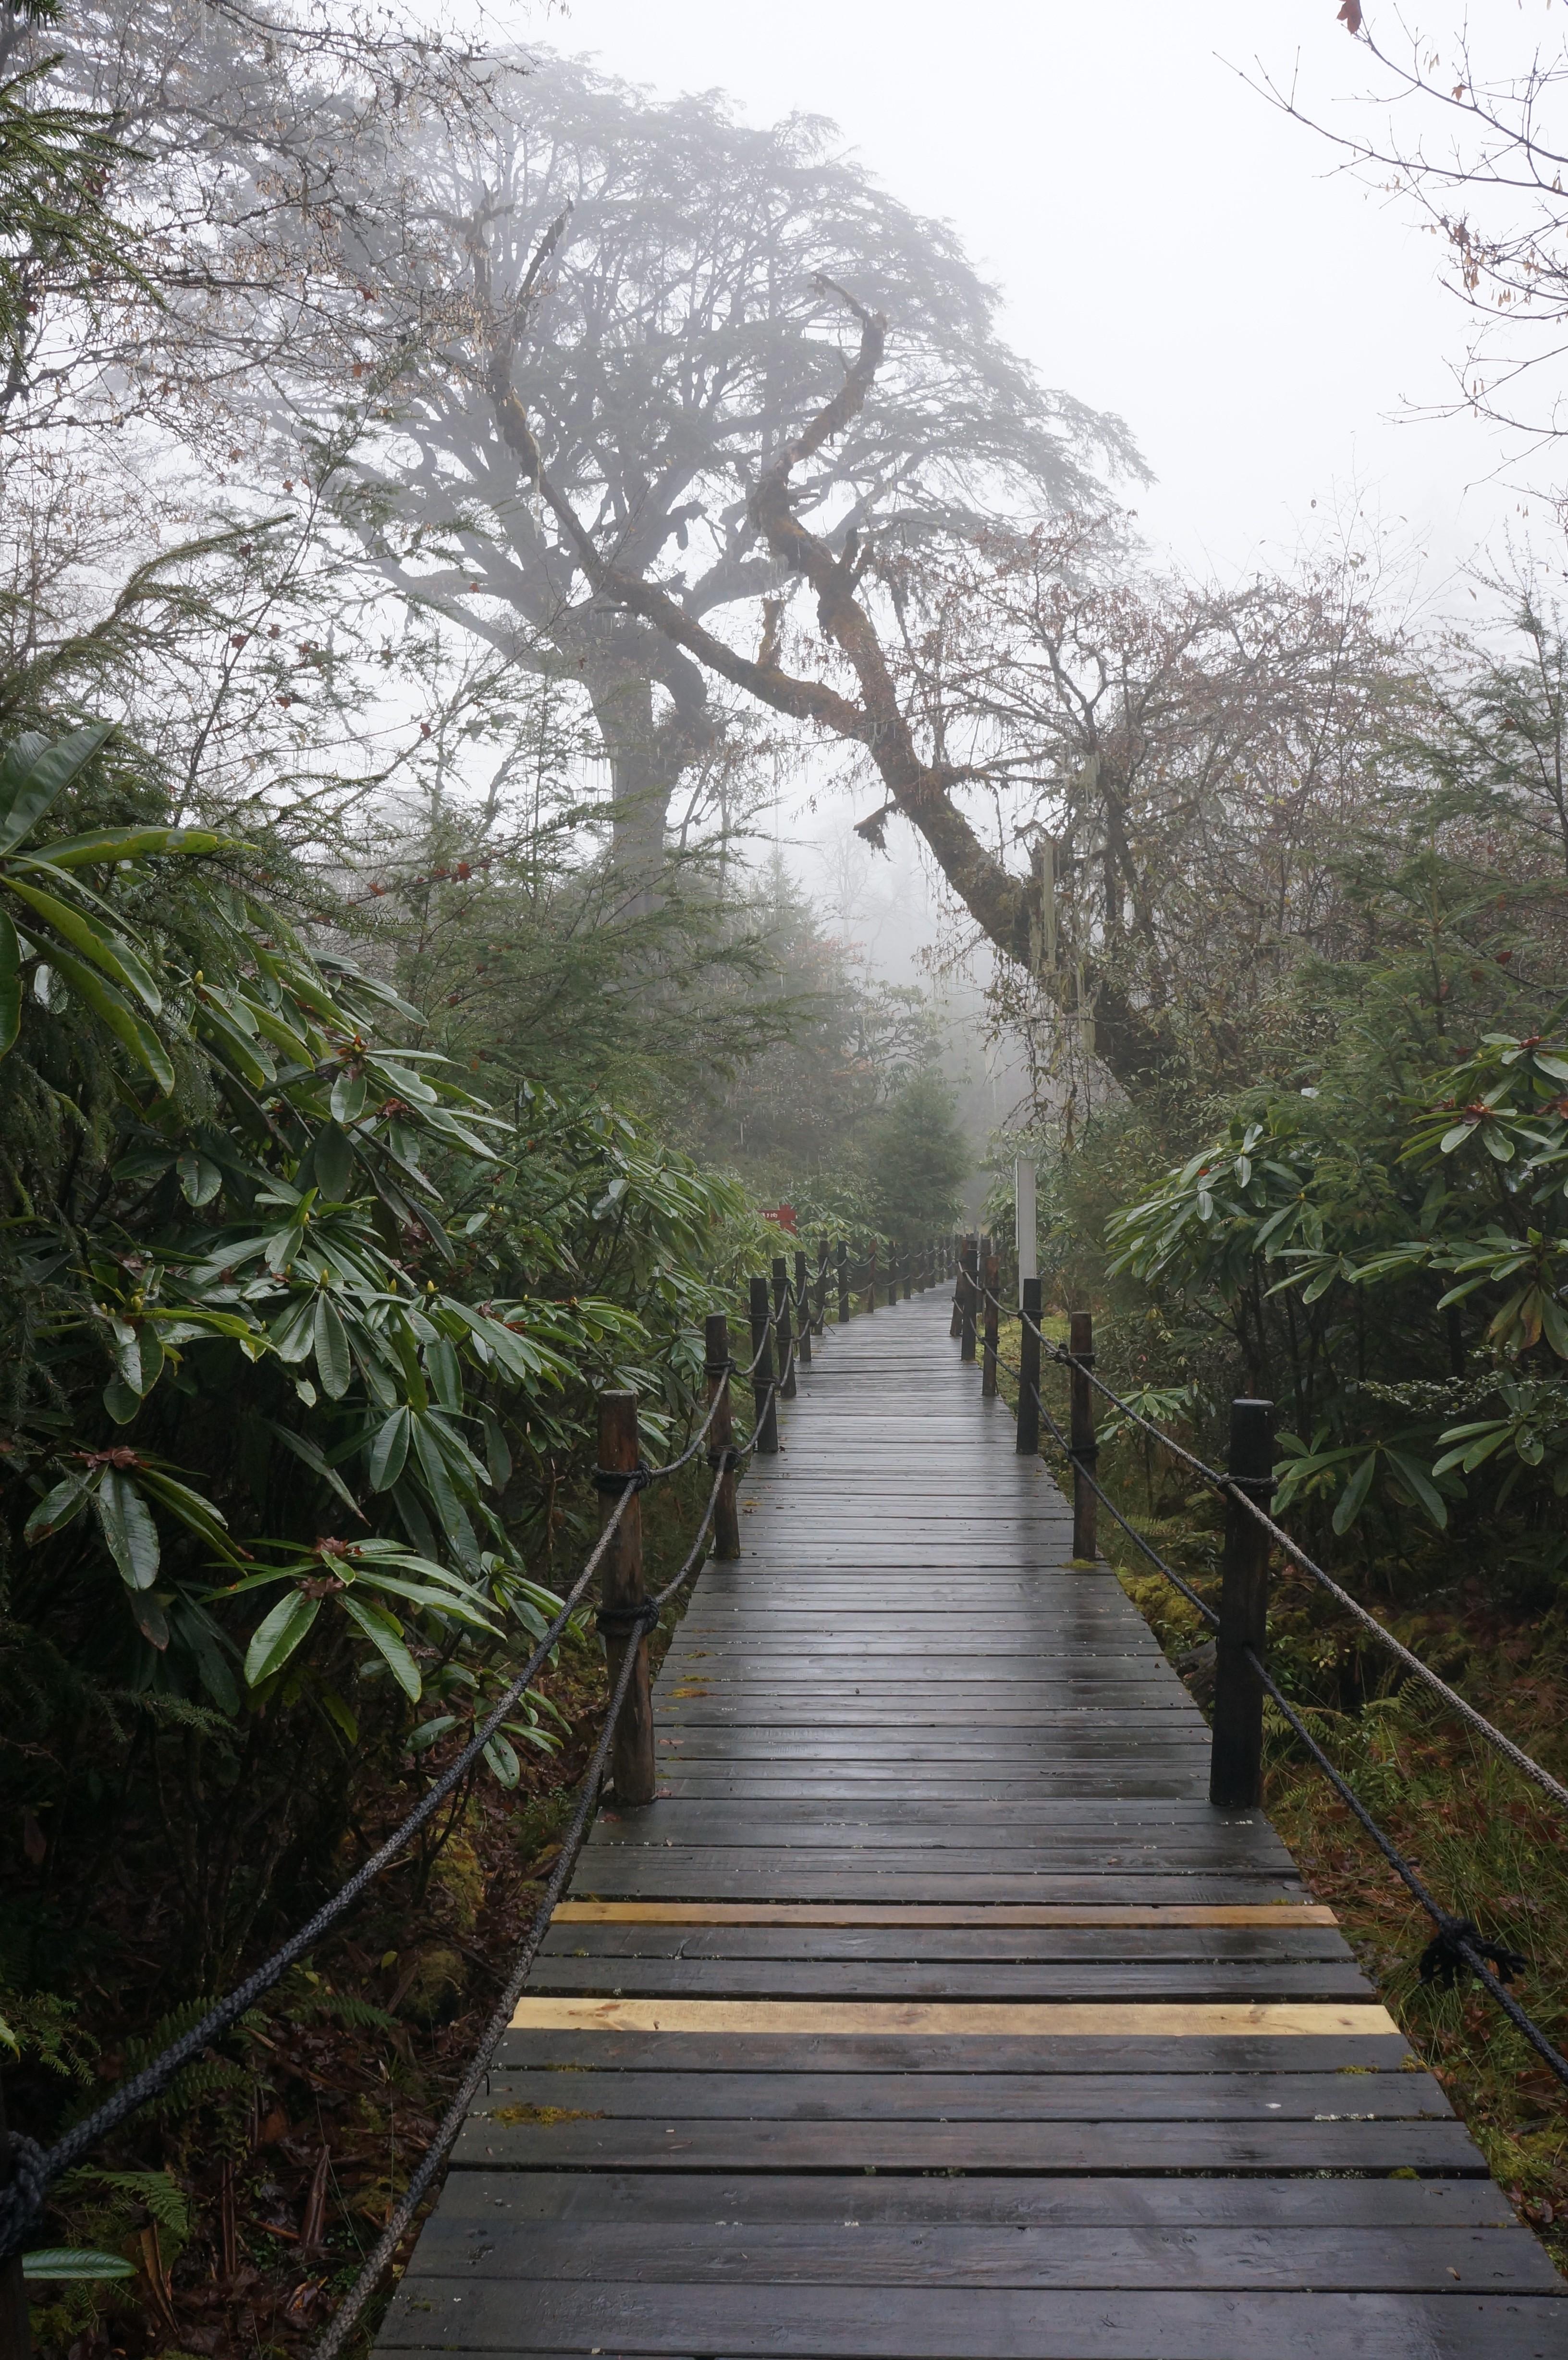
888,1245,899,1308
865,1240,877,1315
705,1312,741,1561
960,1235,978,1362
1069,1310,1098,1563
1017,1277,1041,1456
794,1248,812,1367
815,1241,829,1332
902,1246,912,1302
772,1254,796,1399
950,1232,965,1338
0,2066,33,2360
749,1274,780,1453
596,1389,655,1807
836,1240,850,1325
1210,1399,1275,1810
981,1243,1000,1398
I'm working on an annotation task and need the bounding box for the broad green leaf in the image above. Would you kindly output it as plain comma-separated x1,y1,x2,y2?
320,1687,359,1745
426,1334,462,1413
341,1592,420,1699
329,1069,368,1125
95,1472,160,1590
22,2249,136,2282
408,1713,458,1752
0,905,19,1057
1383,1448,1449,1530
40,824,230,869
479,1406,512,1489
313,1292,352,1399
1440,1122,1479,1154
259,1417,365,1522
177,1152,222,1205
244,1589,321,1687
103,1375,141,1424
1331,1450,1379,1536
0,722,114,852
313,1121,355,1200
411,1412,473,1536
1532,1053,1568,1082
368,1407,410,1492
1541,1291,1568,1361
0,876,161,1011
482,1732,520,1789
35,939,174,1091
24,1470,93,1543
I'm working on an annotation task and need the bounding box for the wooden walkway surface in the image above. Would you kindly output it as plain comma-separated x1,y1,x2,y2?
376,1288,1565,2357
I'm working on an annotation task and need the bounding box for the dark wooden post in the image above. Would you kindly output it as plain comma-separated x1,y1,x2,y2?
1069,1310,1098,1563
794,1248,812,1367
772,1254,796,1400
0,2066,33,2360
981,1244,1000,1399
815,1241,829,1333
865,1241,877,1315
597,1390,655,1807
887,1245,899,1308
705,1312,741,1561
902,1247,912,1302
950,1231,965,1338
1210,1399,1276,1810
836,1240,850,1325
749,1274,779,1453
959,1236,978,1361
1017,1277,1041,1455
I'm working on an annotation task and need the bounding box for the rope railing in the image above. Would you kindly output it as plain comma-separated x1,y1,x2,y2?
958,1255,1568,2098
0,1260,895,2308
1,1250,964,2344
1003,1292,1568,1816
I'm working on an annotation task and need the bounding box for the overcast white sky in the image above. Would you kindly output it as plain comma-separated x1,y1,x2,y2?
519,0,1551,602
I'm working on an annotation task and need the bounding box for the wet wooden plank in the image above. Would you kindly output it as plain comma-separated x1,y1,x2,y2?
372,1289,1558,2360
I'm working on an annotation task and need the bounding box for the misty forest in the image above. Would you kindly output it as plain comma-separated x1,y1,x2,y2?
5,0,1568,2351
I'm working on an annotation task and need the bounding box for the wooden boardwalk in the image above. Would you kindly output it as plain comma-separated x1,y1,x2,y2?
376,1289,1565,2358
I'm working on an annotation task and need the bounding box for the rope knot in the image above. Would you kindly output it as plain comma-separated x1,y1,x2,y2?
1419,1916,1529,1990
590,1461,652,1496
595,1598,661,1638
705,1446,742,1473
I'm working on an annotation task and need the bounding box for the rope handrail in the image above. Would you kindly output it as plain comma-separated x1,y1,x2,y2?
0,1299,793,2269
1244,1646,1568,2090
979,1281,1568,2097
1001,1294,1568,1813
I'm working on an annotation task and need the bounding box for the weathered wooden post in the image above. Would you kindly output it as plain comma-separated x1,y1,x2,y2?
705,1312,741,1561
1210,1399,1276,1810
772,1254,797,1399
794,1247,812,1367
887,1245,899,1308
981,1244,1000,1399
749,1274,779,1453
865,1240,877,1315
1017,1277,1041,1456
960,1235,978,1362
1069,1310,1098,1563
902,1246,912,1302
815,1241,829,1332
950,1231,966,1338
596,1389,655,1807
836,1240,850,1326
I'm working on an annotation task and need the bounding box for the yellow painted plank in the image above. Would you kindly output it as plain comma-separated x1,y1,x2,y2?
550,1901,1338,1929
510,1998,1397,2038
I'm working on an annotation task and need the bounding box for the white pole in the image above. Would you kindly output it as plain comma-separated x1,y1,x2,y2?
1015,1154,1037,1308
